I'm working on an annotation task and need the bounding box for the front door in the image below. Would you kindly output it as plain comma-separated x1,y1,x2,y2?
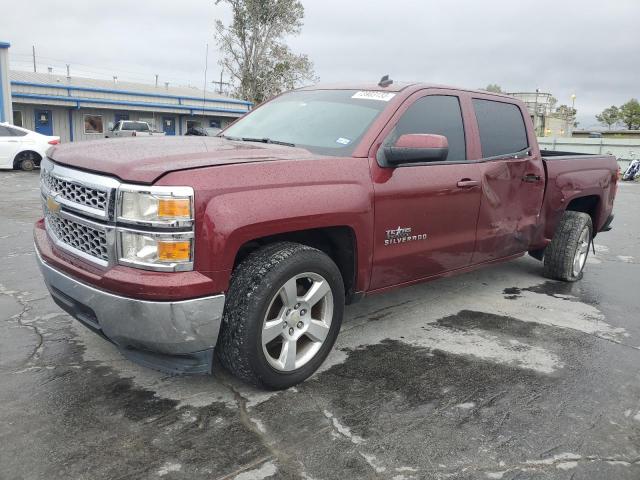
163,116,176,136
34,110,53,136
470,97,546,263
369,93,482,290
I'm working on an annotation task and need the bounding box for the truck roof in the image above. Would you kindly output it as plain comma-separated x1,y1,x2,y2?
298,82,516,100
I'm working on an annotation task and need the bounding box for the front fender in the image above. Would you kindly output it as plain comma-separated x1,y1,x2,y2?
200,181,373,290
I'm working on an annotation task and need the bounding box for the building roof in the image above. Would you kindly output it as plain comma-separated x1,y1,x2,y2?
9,70,251,105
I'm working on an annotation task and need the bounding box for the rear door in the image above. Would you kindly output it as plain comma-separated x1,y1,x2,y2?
0,125,21,168
369,91,482,290
470,97,545,263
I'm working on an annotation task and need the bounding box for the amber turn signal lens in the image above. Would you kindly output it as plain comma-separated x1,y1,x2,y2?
157,241,191,262
158,198,191,218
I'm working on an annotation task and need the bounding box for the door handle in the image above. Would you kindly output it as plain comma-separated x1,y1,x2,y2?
522,174,542,183
7,140,19,143
457,179,480,188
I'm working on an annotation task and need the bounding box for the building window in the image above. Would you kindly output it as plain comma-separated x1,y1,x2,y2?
139,117,156,130
13,111,23,127
186,120,201,130
84,114,104,134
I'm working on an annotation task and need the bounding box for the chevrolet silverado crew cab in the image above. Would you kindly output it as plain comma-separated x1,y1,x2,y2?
35,80,618,389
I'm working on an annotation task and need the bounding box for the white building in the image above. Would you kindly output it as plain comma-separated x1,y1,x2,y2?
0,42,252,142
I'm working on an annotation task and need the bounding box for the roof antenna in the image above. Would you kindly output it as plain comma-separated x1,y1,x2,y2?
378,74,393,88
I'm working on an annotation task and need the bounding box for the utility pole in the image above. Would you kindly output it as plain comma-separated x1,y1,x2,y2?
32,45,36,72
211,70,231,95
533,88,540,136
202,43,209,113
66,64,70,79
155,74,159,88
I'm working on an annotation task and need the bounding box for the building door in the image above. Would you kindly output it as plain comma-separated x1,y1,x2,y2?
163,116,176,136
34,110,53,136
114,113,129,124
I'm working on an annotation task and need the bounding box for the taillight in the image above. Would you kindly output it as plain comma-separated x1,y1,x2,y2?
48,139,60,145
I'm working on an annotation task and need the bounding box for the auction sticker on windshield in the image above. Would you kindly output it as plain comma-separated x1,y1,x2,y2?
352,91,396,102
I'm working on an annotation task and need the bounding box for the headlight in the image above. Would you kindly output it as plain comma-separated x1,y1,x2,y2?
116,185,195,271
118,230,193,271
118,185,194,227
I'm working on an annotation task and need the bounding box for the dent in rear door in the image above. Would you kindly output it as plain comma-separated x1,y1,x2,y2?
470,98,545,262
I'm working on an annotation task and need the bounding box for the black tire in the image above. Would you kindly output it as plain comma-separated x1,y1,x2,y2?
15,152,39,171
217,242,345,390
20,157,35,171
543,211,592,282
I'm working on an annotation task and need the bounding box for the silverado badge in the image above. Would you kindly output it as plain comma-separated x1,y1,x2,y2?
46,194,61,214
384,226,427,246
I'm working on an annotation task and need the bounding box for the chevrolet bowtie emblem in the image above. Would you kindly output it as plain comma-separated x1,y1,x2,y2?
46,194,61,214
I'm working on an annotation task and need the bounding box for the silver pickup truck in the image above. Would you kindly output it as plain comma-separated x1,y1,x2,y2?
105,121,165,138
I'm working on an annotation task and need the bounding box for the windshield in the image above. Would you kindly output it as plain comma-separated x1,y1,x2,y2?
223,89,392,156
122,122,149,131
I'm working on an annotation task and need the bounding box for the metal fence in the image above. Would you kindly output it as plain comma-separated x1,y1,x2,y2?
538,137,639,170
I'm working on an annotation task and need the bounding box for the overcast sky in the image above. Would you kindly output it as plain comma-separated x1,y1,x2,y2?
3,0,639,128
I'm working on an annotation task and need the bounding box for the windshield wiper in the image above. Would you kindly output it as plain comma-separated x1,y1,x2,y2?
241,137,296,147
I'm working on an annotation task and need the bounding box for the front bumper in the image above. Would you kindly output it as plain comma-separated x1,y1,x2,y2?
36,248,225,374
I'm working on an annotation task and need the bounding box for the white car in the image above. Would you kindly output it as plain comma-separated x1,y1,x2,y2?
0,123,60,171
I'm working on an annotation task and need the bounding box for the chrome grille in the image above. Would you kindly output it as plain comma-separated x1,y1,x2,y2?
41,169,108,212
45,213,109,262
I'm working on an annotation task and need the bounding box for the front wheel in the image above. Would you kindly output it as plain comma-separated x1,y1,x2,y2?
543,211,593,282
217,242,345,389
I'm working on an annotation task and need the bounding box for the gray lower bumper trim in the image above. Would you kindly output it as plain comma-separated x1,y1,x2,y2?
36,248,225,374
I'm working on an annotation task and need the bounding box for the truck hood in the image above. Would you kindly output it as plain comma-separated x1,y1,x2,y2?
48,136,322,184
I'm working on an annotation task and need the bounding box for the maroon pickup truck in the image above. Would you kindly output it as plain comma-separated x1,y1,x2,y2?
34,81,618,389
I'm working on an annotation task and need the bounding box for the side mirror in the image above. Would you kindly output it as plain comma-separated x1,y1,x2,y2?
384,134,449,164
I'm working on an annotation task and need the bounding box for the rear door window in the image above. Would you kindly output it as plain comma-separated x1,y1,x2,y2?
472,99,528,158
386,95,466,161
7,127,27,137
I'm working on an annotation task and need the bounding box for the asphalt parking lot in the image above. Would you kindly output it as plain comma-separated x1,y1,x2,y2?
1,171,639,480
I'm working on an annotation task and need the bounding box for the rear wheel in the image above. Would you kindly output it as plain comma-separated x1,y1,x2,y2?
15,152,39,171
543,211,592,282
217,242,345,389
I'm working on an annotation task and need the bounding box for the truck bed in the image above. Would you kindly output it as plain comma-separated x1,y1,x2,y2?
539,152,618,241
541,150,605,159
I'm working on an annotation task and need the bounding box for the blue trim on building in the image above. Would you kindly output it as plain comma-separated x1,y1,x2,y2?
11,92,249,115
11,81,253,106
68,109,74,142
0,42,10,48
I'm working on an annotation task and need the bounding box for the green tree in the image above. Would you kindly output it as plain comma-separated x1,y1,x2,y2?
483,84,503,93
556,104,577,118
619,99,640,130
214,0,317,104
595,106,621,129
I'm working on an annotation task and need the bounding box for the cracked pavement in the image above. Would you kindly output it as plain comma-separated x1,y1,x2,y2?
0,171,639,480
